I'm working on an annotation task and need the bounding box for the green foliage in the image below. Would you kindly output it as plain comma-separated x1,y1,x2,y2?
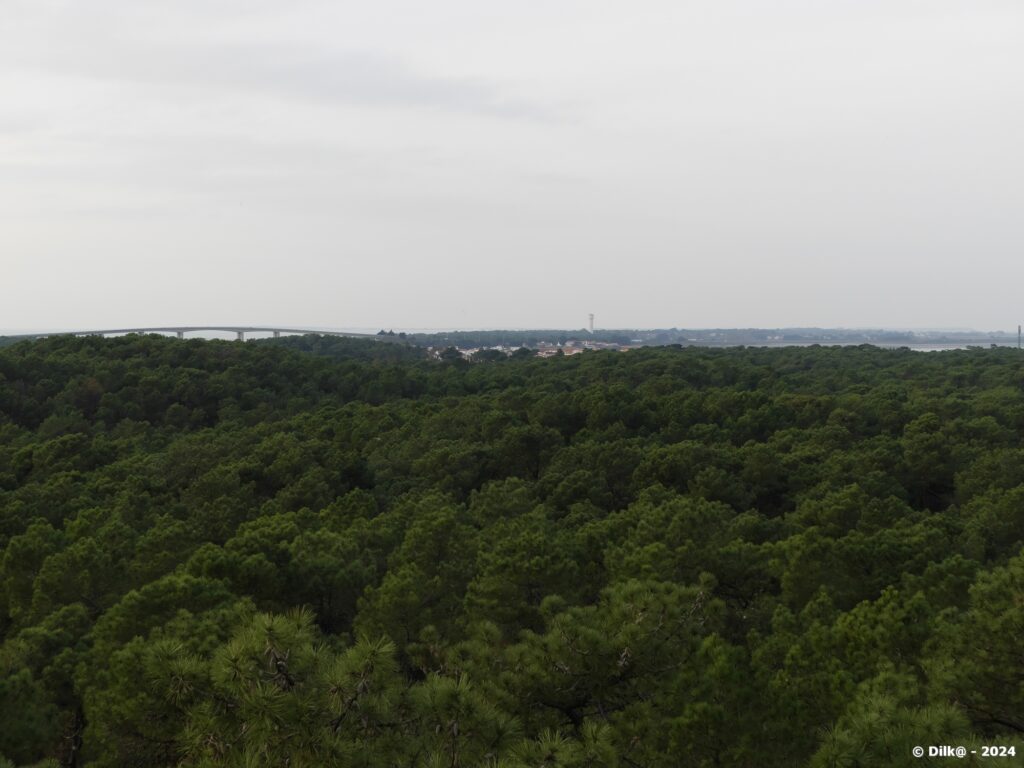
2,336,1024,765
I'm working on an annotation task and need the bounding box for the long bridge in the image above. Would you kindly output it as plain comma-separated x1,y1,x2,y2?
2,326,395,342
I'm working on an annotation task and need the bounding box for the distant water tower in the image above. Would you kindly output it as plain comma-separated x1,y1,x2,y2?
588,313,594,333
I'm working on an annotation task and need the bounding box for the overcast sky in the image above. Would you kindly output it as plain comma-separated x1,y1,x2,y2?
3,0,1023,331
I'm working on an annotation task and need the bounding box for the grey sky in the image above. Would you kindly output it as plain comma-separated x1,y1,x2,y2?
3,0,1023,331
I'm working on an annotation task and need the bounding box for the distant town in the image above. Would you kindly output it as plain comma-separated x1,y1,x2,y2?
382,327,1024,358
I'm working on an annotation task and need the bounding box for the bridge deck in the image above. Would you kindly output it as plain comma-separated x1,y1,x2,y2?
1,327,395,341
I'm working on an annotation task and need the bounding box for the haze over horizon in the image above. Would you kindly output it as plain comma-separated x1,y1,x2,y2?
4,1,1023,331
0,324,1017,337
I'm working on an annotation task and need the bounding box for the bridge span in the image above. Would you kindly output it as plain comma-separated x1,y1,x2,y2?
2,326,396,342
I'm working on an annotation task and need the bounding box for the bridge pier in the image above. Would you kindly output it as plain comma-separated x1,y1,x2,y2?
273,330,280,338
176,331,184,340
236,331,245,342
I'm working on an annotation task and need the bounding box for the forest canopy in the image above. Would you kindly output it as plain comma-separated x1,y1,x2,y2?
1,335,1023,766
